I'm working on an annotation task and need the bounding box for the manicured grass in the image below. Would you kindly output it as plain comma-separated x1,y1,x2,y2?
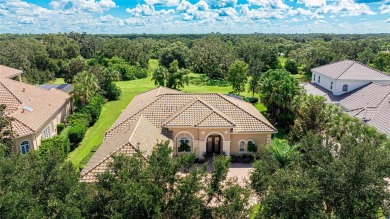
48,77,65,84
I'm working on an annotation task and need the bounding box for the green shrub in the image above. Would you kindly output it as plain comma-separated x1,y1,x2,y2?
57,123,65,135
67,113,92,127
243,97,259,103
68,124,88,149
79,95,105,125
248,142,257,153
109,63,136,81
103,82,122,101
135,67,148,79
39,135,70,160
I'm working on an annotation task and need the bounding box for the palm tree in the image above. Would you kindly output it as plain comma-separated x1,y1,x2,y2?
71,71,99,107
269,139,299,168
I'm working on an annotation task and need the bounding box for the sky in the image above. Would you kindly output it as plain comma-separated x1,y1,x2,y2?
0,0,389,34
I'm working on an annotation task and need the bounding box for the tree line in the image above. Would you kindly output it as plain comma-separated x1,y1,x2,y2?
1,33,389,85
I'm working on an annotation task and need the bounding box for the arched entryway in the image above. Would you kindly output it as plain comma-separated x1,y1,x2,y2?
206,134,223,155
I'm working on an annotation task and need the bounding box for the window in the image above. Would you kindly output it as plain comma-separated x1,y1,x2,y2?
342,84,348,92
330,82,333,90
20,141,30,154
239,141,245,153
42,126,51,139
318,76,321,83
313,74,316,82
176,133,193,153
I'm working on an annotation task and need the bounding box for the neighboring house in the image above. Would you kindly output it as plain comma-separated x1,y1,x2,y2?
0,65,23,81
39,84,73,93
80,87,277,182
303,60,390,136
0,65,72,153
311,60,390,96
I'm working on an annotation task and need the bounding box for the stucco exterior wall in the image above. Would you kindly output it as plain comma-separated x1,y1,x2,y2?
334,80,370,96
312,72,335,93
13,100,72,153
230,133,271,155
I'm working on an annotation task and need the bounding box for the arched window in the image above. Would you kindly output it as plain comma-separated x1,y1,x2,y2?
342,84,348,92
239,141,246,153
176,132,193,153
20,141,30,154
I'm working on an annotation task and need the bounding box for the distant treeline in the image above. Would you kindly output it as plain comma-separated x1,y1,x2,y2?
0,32,389,84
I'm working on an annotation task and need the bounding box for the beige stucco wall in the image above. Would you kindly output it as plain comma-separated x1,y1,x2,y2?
13,100,72,153
230,133,272,155
169,126,272,157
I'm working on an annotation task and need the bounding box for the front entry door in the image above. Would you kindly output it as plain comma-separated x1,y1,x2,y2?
206,135,221,154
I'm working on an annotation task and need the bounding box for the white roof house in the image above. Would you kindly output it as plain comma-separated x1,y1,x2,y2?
304,60,390,136
311,60,390,96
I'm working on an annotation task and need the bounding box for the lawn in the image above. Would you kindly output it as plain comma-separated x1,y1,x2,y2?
68,60,269,169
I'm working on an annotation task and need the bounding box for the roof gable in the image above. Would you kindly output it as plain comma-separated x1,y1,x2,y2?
80,116,173,182
163,97,235,128
312,60,390,81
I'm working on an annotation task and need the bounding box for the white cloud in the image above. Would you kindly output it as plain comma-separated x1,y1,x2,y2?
386,18,390,23
126,4,154,16
379,1,390,14
241,5,285,19
207,0,237,9
297,0,326,8
248,0,289,9
49,0,116,14
144,0,180,6
316,0,376,17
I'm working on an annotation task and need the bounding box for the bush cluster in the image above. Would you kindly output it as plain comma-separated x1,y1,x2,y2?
65,94,105,150
243,96,259,103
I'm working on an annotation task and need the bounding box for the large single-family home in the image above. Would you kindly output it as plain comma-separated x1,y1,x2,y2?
0,65,72,153
311,60,390,96
80,87,277,182
303,60,390,136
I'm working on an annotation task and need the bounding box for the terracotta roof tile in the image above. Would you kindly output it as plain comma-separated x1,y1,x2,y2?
80,116,173,182
0,78,70,136
0,65,23,79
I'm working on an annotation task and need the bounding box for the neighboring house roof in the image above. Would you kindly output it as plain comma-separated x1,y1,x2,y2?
301,83,342,104
303,82,390,136
106,87,276,139
312,60,390,81
0,65,23,79
38,84,73,93
0,77,71,137
80,115,173,182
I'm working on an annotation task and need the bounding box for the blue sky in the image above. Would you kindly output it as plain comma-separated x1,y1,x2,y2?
0,0,389,34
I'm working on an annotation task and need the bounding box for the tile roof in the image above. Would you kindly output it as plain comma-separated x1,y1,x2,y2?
0,65,23,79
163,97,235,127
80,115,173,182
0,78,71,137
301,83,342,104
303,82,390,136
312,60,390,81
105,88,276,139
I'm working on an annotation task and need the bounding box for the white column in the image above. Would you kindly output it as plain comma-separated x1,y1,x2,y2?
192,140,199,157
198,140,206,158
267,134,272,145
223,141,231,156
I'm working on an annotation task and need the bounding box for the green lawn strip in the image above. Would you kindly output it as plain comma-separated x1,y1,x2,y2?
47,77,65,84
68,77,156,169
